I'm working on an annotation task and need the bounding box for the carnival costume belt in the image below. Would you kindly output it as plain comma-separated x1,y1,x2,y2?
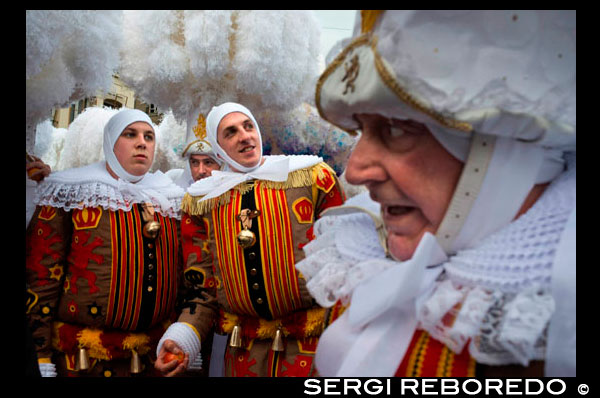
217,308,325,346
52,320,171,361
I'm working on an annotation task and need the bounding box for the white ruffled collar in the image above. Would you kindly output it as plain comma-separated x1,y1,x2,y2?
34,161,184,219
297,157,575,374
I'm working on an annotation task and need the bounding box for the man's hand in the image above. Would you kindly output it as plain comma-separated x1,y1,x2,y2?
155,339,189,377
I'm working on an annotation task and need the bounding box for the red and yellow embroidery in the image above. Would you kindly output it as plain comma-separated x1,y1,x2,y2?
314,165,336,194
292,197,314,224
226,349,258,377
152,214,179,325
38,205,57,221
48,264,64,282
26,219,62,286
26,288,38,314
72,207,102,230
395,329,476,377
212,190,255,315
255,182,304,318
67,230,103,294
106,207,179,330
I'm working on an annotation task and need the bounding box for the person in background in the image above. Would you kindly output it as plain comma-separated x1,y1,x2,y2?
154,102,346,377
297,10,575,377
171,111,222,189
26,109,185,376
164,108,227,376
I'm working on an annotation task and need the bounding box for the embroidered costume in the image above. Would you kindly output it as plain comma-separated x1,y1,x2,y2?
157,103,346,376
26,110,186,377
172,158,344,376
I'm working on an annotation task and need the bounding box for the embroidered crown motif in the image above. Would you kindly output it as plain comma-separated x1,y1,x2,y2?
183,112,213,156
192,113,207,140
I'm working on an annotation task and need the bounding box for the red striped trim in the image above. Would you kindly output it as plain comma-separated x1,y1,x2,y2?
256,184,302,317
395,329,476,377
213,192,256,315
152,214,178,324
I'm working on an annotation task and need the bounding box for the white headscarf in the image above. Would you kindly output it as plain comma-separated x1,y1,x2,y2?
205,102,263,172
103,108,155,183
188,102,322,200
427,124,566,252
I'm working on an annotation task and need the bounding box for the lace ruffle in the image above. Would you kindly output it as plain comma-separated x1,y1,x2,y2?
36,180,182,219
419,156,575,365
34,161,183,219
419,278,554,366
297,196,393,307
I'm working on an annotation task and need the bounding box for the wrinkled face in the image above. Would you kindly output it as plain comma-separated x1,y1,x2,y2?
189,154,220,181
113,121,155,176
345,113,464,261
217,112,261,169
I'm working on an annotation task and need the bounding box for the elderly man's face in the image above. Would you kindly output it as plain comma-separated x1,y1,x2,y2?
113,121,155,176
217,112,261,170
345,114,463,261
190,154,220,181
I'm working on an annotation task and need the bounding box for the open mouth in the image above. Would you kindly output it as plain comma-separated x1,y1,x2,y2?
239,146,255,153
383,205,415,217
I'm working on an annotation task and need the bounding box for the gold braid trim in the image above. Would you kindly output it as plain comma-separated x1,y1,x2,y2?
360,10,385,34
370,35,473,133
182,162,335,216
315,33,473,135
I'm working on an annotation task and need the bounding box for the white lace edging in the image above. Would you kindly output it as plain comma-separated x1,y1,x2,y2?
418,278,554,366
34,161,183,219
418,159,574,366
35,180,183,219
297,194,393,307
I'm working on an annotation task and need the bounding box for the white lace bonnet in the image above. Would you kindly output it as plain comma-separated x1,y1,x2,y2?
316,10,576,254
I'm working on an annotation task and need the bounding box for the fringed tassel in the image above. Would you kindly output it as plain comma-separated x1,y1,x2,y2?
78,328,111,361
219,308,326,340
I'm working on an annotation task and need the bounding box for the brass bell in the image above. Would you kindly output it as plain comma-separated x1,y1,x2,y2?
76,347,90,371
143,221,161,239
271,327,284,352
130,349,143,374
230,324,242,348
236,229,256,249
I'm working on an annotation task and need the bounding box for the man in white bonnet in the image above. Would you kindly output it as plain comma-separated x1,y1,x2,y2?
26,108,185,377
155,102,347,377
296,10,576,377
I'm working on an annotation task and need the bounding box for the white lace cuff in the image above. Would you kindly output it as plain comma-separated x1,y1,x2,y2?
39,362,57,377
156,322,202,370
296,197,392,307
